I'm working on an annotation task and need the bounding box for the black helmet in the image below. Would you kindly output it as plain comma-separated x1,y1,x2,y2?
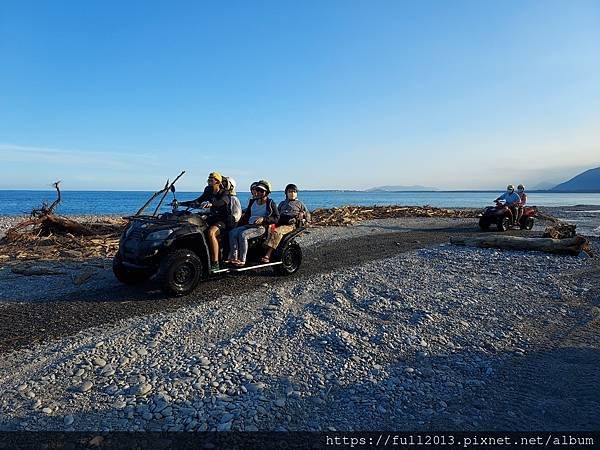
285,183,298,192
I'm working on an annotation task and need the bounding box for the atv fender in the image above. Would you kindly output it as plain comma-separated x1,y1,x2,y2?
170,231,211,278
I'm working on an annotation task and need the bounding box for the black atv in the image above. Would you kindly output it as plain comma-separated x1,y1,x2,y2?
113,172,305,296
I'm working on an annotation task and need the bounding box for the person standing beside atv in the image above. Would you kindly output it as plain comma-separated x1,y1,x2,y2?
261,183,310,263
180,172,230,272
495,184,521,224
227,180,279,267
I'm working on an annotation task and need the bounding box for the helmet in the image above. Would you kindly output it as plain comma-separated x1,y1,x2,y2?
250,181,259,191
285,183,298,192
255,179,271,193
517,184,525,190
208,172,222,183
507,184,514,191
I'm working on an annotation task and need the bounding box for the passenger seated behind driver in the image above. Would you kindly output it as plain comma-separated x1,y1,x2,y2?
262,183,310,263
516,184,527,223
222,176,242,228
495,184,521,224
227,180,279,267
180,171,230,272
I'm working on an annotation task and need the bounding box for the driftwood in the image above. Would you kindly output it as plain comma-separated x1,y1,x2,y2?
1,182,126,262
451,235,590,256
543,222,577,239
4,181,94,241
1,172,184,263
311,205,479,227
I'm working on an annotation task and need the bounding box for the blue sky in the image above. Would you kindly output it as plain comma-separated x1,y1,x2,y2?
1,0,599,191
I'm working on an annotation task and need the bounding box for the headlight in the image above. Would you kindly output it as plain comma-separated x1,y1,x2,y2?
146,229,173,241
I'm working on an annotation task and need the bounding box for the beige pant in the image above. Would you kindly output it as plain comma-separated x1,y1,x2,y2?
265,224,295,249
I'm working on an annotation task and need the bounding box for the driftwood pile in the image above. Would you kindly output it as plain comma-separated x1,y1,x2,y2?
542,221,577,240
0,182,125,262
310,205,478,227
0,222,124,262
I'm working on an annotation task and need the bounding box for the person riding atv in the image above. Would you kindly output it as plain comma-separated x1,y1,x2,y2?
178,171,231,272
494,184,521,223
113,172,305,297
479,185,536,232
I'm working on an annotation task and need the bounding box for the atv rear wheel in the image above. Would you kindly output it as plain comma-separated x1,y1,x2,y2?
159,249,203,296
478,217,490,231
275,241,302,276
113,253,151,285
497,216,510,232
525,217,534,230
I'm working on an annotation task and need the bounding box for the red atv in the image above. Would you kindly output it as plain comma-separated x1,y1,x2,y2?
478,200,536,232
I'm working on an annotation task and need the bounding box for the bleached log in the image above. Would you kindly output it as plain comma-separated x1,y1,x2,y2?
450,235,589,256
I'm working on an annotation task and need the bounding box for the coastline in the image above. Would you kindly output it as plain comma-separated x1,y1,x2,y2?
1,203,599,238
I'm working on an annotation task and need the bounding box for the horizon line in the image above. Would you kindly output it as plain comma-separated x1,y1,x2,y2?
1,188,600,193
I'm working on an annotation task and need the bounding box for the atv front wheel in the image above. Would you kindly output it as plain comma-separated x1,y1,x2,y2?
113,253,151,285
478,217,490,231
497,216,510,232
159,249,203,296
275,242,302,276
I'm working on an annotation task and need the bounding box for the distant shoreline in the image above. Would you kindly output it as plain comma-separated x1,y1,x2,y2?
1,189,600,193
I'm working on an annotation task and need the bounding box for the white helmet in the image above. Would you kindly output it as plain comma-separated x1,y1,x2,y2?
223,176,237,193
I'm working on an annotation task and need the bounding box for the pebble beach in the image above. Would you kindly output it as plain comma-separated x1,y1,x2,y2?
0,213,598,431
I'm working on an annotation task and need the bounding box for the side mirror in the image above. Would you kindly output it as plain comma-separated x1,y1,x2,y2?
170,185,176,193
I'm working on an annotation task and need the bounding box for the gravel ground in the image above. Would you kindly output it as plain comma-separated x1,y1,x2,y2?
0,216,598,431
0,217,478,305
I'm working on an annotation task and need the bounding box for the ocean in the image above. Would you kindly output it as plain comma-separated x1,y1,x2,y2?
1,190,599,236
2,190,600,216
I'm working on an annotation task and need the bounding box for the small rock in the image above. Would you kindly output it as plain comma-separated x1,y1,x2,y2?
93,358,107,368
217,421,232,431
132,383,152,396
79,381,93,393
64,415,74,426
199,357,210,366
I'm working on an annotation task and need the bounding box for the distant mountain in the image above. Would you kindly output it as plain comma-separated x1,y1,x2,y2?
366,185,439,192
530,181,557,191
551,167,600,192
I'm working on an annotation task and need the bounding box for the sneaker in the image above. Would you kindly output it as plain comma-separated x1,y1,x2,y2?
210,262,220,272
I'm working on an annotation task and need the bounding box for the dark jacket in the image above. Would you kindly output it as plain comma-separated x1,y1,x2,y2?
181,186,231,226
180,185,214,207
277,199,311,224
239,197,279,227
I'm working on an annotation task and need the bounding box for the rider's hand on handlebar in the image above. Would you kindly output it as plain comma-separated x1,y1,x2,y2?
200,201,211,208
